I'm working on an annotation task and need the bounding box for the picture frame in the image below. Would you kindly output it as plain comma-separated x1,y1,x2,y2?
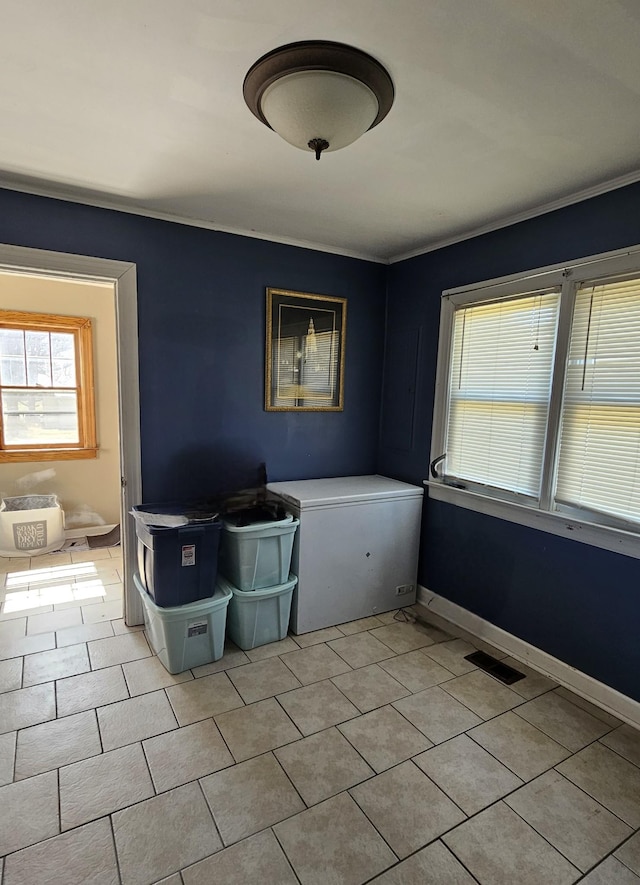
265,288,347,411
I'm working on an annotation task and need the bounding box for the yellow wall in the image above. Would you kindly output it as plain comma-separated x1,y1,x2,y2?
0,272,121,527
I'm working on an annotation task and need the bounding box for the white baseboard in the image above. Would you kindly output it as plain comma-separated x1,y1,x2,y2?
417,585,640,730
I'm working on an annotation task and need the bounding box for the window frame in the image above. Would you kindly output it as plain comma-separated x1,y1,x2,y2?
429,245,640,560
0,310,98,462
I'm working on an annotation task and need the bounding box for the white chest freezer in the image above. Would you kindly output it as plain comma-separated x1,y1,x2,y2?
267,475,423,634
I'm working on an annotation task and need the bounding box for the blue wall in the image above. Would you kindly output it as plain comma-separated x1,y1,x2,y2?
4,181,639,700
0,188,386,502
380,182,640,701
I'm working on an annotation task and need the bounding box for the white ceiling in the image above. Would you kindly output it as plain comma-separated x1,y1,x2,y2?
2,0,640,262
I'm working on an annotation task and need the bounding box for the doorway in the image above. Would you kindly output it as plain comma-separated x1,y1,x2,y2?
0,243,142,626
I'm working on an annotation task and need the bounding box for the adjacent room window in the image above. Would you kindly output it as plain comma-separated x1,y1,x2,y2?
0,310,98,462
431,249,640,550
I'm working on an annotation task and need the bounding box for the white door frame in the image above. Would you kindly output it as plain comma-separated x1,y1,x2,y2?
0,243,143,625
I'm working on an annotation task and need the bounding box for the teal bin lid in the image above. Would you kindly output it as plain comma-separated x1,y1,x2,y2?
222,513,295,533
134,572,232,618
216,572,297,600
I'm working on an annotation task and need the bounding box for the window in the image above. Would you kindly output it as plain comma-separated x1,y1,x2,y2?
430,248,640,557
555,277,640,526
446,289,560,500
0,311,97,462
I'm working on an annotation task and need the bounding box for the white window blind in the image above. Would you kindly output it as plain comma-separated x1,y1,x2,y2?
555,276,640,526
273,336,297,406
300,330,339,400
446,289,561,497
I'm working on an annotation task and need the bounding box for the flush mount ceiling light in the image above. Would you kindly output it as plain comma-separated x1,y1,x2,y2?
243,41,394,161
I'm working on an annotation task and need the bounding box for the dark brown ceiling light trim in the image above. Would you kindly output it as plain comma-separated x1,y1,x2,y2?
243,41,395,132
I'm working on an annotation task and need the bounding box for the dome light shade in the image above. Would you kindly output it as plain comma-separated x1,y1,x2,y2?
243,41,394,160
261,71,379,153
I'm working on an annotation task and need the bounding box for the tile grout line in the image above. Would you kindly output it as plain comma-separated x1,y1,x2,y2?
509,704,617,753
58,746,167,833
438,672,528,715
9,728,16,786
163,675,245,734
337,784,400,869
424,784,583,880
276,675,361,725
1,613,639,881
418,611,624,727
439,831,505,885
55,766,62,844
93,705,105,757
148,716,239,795
347,754,471,853
267,825,304,885
277,646,354,683
229,736,492,876
268,748,313,811
555,766,637,837
410,675,553,738
614,833,640,878
286,706,382,796
428,731,639,875
304,650,640,877
0,758,636,876
552,736,640,825
595,734,640,773
359,837,483,885
20,698,592,838
504,795,585,877
195,776,226,852
463,724,555,780
208,715,243,769
212,694,304,764
107,813,124,885
390,687,469,739
139,736,160,796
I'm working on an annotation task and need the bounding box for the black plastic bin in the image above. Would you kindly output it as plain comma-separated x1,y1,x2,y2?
132,503,222,608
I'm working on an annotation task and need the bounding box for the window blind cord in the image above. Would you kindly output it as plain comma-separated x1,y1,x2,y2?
581,286,595,391
458,310,466,389
533,294,541,351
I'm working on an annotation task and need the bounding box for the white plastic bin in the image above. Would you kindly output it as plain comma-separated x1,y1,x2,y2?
135,572,232,673
222,572,297,650
220,514,299,590
0,495,65,557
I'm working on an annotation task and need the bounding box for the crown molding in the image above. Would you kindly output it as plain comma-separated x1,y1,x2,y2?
388,168,640,264
0,179,387,265
3,166,640,268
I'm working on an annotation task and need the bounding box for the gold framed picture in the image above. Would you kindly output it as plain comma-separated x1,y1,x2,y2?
265,288,347,411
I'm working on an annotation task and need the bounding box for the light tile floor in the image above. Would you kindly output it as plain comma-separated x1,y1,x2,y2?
0,590,639,885
0,547,124,631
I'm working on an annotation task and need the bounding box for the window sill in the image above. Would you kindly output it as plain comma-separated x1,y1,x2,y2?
0,448,99,463
424,479,640,561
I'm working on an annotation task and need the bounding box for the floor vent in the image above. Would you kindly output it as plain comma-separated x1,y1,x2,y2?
464,651,525,685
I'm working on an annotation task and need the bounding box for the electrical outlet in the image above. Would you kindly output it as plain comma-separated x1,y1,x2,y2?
395,583,414,596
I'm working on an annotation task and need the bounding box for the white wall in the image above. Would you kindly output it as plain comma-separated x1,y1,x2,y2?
0,272,121,527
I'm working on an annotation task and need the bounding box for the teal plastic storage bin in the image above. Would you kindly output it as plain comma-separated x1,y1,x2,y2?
222,572,297,650
135,572,232,673
220,514,299,591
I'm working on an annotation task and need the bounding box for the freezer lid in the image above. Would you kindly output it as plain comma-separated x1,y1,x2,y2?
267,474,424,508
